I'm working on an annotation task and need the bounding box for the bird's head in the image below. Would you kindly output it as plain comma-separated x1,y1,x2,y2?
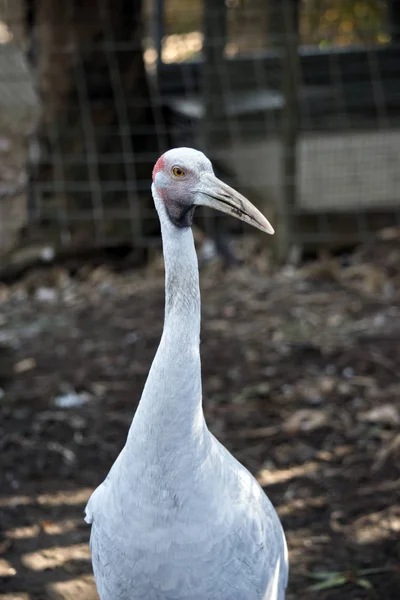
152,147,274,234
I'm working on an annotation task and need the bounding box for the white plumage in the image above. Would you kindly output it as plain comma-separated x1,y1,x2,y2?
85,148,288,599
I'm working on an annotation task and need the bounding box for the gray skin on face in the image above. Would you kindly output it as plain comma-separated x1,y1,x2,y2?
152,148,214,228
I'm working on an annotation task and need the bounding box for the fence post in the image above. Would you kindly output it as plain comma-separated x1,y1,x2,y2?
153,0,164,73
277,0,300,261
201,0,227,239
202,0,227,151
388,0,400,43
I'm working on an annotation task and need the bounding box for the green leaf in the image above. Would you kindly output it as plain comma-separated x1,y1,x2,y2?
356,578,373,590
308,576,347,591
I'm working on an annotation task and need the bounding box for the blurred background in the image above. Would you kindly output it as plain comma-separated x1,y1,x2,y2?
0,0,399,598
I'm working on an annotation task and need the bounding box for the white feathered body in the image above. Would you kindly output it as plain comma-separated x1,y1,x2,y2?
85,180,288,599
86,433,287,600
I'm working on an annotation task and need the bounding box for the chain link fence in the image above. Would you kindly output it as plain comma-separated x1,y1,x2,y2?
0,0,399,263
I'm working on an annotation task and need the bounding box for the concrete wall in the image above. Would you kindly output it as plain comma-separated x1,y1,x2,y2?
214,128,400,212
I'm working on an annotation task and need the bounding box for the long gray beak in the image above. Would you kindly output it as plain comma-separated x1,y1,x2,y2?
195,173,274,234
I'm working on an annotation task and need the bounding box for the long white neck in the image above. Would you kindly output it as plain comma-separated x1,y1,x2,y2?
126,187,207,458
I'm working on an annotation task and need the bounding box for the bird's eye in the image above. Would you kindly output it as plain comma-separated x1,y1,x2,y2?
172,166,185,177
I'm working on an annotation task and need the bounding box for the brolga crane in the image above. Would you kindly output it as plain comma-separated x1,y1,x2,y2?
85,148,288,600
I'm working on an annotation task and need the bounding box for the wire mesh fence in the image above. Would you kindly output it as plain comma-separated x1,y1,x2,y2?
0,0,399,263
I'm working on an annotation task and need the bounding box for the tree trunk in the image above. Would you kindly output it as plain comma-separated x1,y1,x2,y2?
29,0,159,247
0,1,40,257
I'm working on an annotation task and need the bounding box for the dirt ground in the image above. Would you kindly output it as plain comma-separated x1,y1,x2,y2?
0,233,399,600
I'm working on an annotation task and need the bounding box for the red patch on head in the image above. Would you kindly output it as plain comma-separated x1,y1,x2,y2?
152,154,165,181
